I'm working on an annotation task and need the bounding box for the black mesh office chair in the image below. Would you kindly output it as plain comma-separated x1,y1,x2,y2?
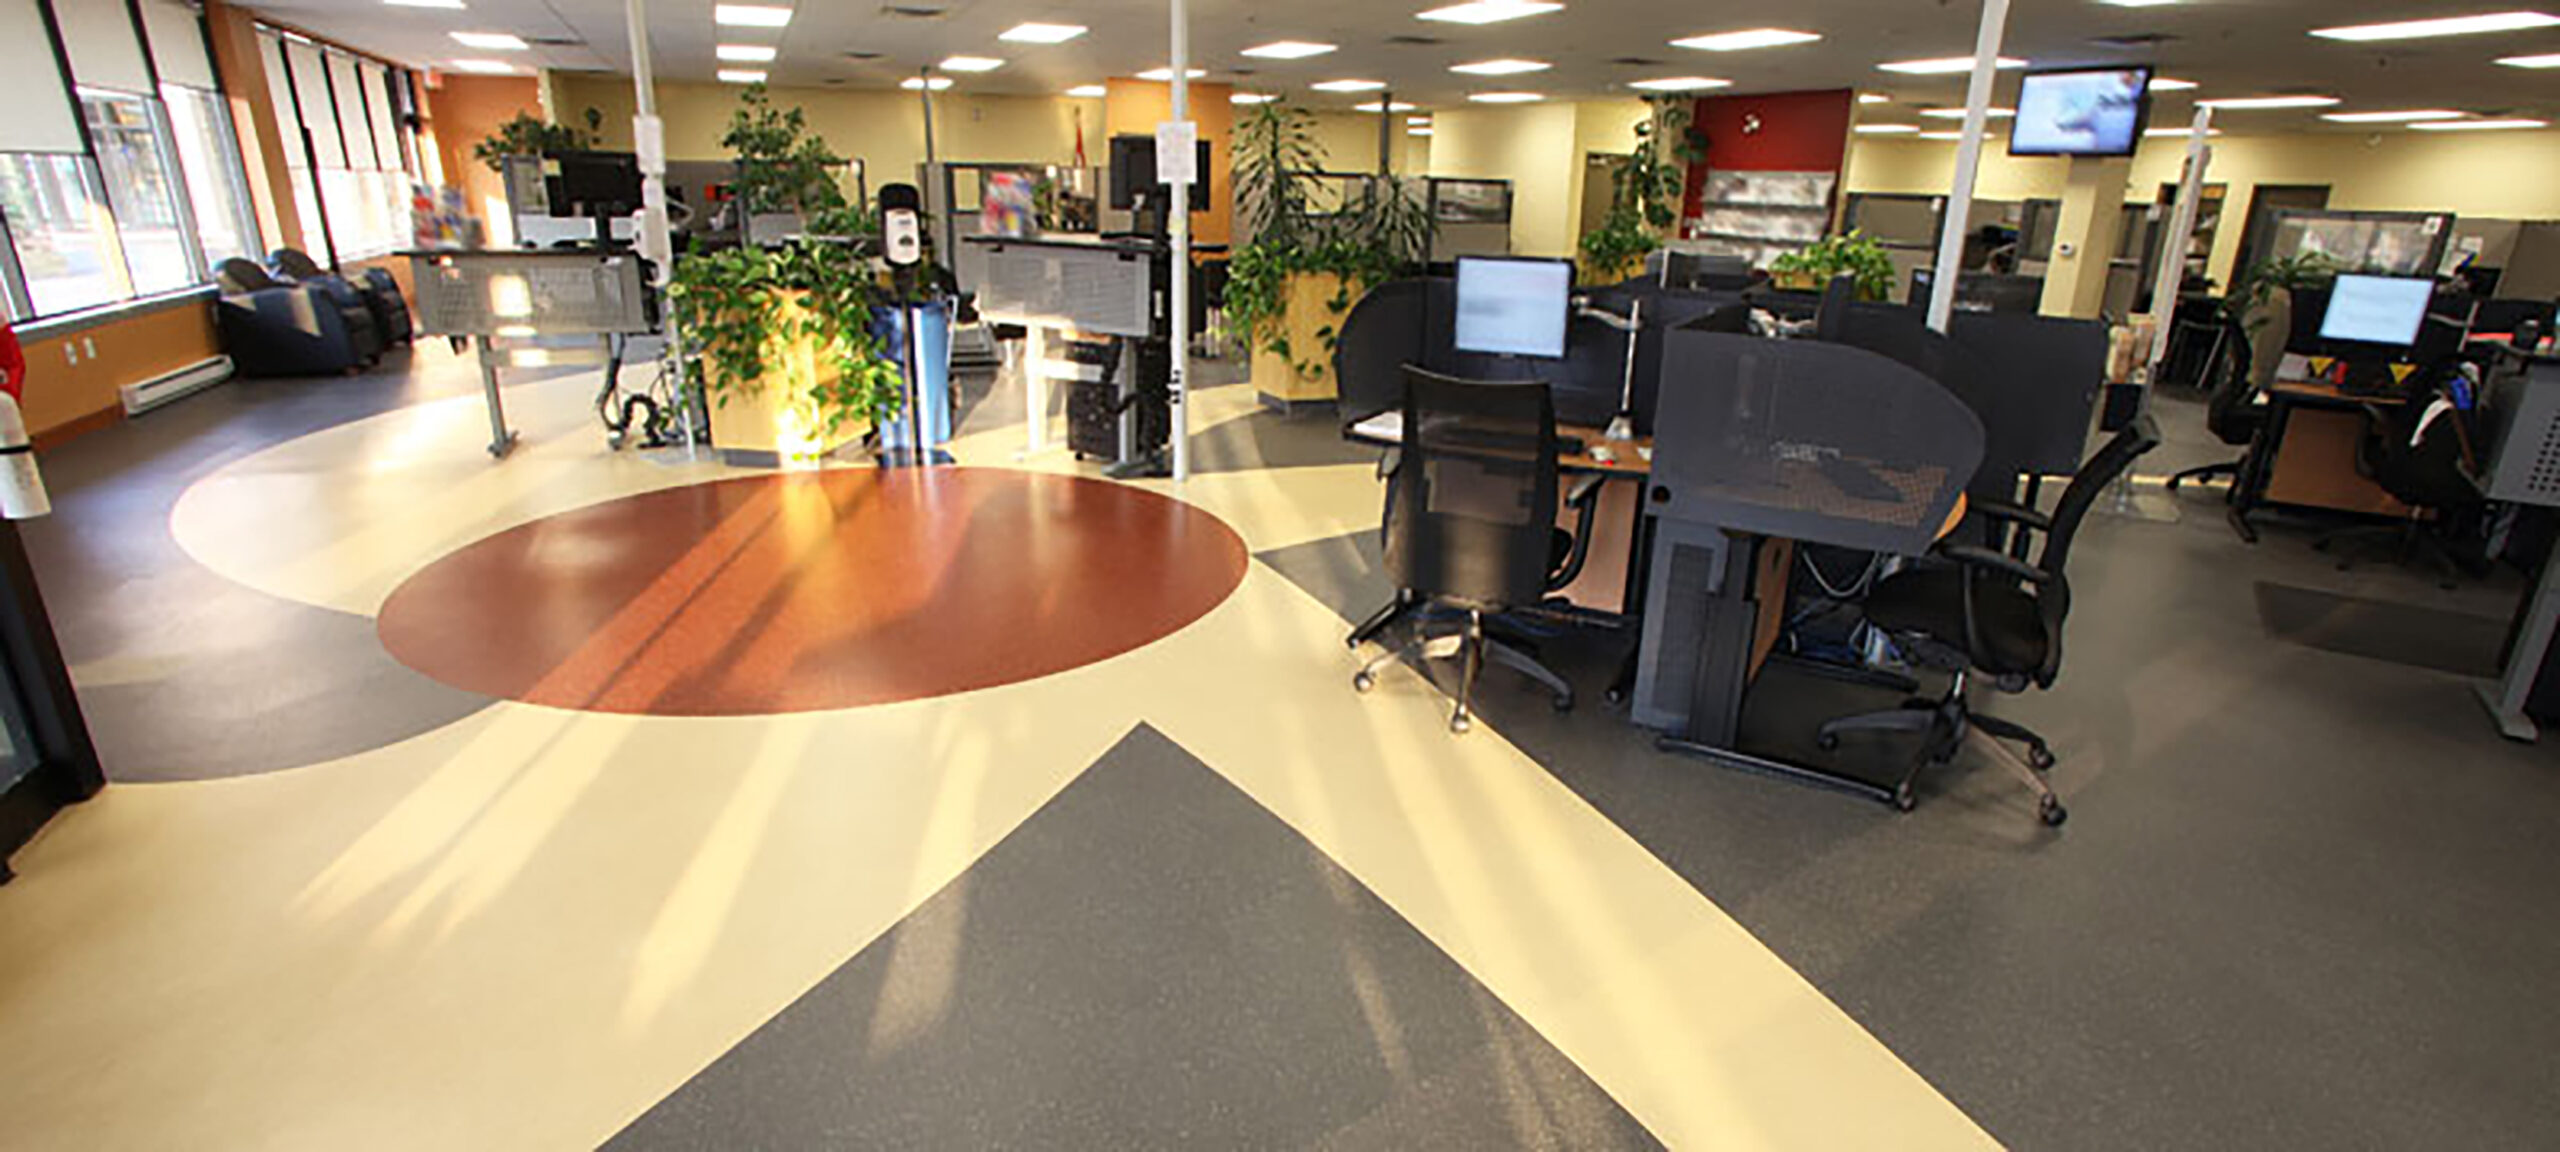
1354,367,1601,734
2313,366,2485,588
1816,413,2162,825
1338,279,1437,652
2163,311,2262,492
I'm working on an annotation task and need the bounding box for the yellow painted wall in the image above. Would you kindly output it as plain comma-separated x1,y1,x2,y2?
1844,128,2560,284
1426,103,1579,257
1306,111,1426,175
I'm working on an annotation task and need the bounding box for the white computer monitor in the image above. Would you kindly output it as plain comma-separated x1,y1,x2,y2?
1454,257,1571,358
2318,274,2433,348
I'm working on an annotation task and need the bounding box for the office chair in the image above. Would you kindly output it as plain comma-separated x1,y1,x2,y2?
1353,367,1603,734
2162,310,2263,493
2312,366,2485,589
1815,413,2162,825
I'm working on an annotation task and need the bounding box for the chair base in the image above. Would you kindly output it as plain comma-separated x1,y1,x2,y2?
2164,458,2240,493
1353,606,1572,734
1813,671,2066,826
2313,520,2465,590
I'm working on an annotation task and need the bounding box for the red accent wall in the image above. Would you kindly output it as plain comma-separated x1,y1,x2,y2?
1680,88,1857,227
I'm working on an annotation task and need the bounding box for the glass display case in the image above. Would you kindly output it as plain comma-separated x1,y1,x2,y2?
2263,208,2453,278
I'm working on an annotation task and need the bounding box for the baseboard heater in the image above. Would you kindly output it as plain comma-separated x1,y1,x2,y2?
119,355,233,416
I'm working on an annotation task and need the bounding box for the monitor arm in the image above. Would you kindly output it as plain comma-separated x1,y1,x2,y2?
1574,298,1645,441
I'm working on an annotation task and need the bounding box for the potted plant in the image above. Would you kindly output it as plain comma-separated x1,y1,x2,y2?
1578,97,1704,285
1226,101,1434,407
722,83,856,235
470,109,599,172
1769,230,1897,300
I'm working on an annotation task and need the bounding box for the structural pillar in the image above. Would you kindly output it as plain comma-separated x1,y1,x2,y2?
2038,155,2132,319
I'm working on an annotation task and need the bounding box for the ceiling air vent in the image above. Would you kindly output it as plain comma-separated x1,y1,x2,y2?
881,5,945,17
843,50,884,60
1610,55,1664,66
524,36,583,47
1385,35,1444,46
2090,32,2177,48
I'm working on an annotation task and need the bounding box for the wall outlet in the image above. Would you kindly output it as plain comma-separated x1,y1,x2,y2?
82,337,96,359
63,344,77,365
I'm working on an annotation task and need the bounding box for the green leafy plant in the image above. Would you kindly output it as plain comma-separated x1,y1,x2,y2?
1770,230,1898,301
1579,96,1704,283
668,240,905,444
721,84,851,216
471,111,594,172
2228,251,2337,331
1225,101,1438,379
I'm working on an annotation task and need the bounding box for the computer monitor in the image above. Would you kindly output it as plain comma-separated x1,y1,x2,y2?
1107,134,1212,211
1453,256,1571,359
2318,274,2433,349
2008,66,2151,157
550,150,643,214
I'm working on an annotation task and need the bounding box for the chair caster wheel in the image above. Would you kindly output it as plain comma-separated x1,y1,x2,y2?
1352,671,1376,694
1552,693,1574,713
1604,686,1625,706
1891,783,1917,812
1816,733,1840,752
1450,713,1472,734
2039,796,2068,827
2027,745,2056,771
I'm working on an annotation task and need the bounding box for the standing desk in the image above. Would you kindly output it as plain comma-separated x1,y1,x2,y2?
2233,377,2412,536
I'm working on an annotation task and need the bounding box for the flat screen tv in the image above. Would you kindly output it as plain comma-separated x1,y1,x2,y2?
2007,66,2152,157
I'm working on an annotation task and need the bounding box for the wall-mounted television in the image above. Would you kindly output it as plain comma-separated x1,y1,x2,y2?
2007,66,2153,158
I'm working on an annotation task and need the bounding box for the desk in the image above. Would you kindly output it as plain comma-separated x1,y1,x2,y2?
2235,378,2411,533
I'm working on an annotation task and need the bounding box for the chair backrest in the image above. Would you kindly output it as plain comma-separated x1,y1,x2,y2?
217,257,277,294
269,248,327,281
1384,366,1560,608
2035,412,2161,581
2201,312,2260,445
2359,371,2487,510
1335,278,1432,427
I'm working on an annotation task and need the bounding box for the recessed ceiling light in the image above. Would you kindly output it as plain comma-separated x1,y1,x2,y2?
2101,0,2180,6
1628,76,1732,91
1450,58,1550,75
1468,91,1545,103
1409,126,1434,135
1671,28,1821,51
449,59,514,74
2145,126,2221,137
1231,92,1279,104
901,75,954,90
1854,123,1920,134
2321,109,2466,123
714,5,792,28
2148,77,2197,91
449,31,525,50
1858,92,1891,104
2197,94,2340,109
385,0,466,9
1418,1,1564,26
2411,117,2549,130
2312,12,2559,41
1408,114,1432,123
1242,40,1336,59
717,68,767,83
1921,106,2015,118
1880,55,2027,74
2497,51,2560,66
716,44,777,61
1918,131,1969,140
941,55,1004,72
1066,84,1106,98
1000,22,1086,43
1355,100,1418,112
1138,66,1208,80
1311,78,1385,91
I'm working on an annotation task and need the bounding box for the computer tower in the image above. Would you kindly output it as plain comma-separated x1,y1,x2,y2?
1631,517,1760,736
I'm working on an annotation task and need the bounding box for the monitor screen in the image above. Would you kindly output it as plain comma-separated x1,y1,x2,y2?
1454,257,1571,358
2319,274,2433,348
2008,67,2152,157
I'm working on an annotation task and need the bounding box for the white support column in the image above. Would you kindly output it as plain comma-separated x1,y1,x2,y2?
1923,0,2012,334
1167,0,1193,483
625,0,686,446
2145,107,2216,378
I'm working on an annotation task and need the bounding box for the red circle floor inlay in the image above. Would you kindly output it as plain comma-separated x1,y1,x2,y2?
377,467,1249,716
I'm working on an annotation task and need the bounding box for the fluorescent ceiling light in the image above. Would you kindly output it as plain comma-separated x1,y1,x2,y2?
2101,0,2180,6
2148,77,2197,91
1242,40,1335,59
716,44,777,61
1066,84,1106,98
1858,92,1890,104
1409,126,1434,135
1231,92,1279,104
2312,11,2559,41
1854,123,1920,134
1629,76,1732,91
1355,101,1418,112
385,0,466,8
1468,91,1545,103
2321,109,2465,123
901,76,954,90
1139,66,1208,80
941,55,1005,72
2145,126,2221,137
717,69,767,83
1917,131,1968,140
449,31,525,50
1921,106,2014,118
1880,55,2028,74
714,5,792,28
449,59,514,74
1000,22,1086,43
1671,28,1820,52
1419,1,1564,25
2412,117,2549,130
1311,78,1385,91
1408,114,1431,123
2197,94,2339,109
2497,51,2560,66
1450,58,1550,75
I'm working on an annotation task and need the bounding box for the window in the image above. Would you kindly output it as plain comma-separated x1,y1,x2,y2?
0,153,131,315
257,30,417,264
162,85,262,270
81,90,195,294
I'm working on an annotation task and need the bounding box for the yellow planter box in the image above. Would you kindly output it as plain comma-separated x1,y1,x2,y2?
1249,271,1350,405
702,291,868,465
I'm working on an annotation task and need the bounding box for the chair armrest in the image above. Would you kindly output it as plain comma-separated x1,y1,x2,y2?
1936,543,2051,585
1566,471,1605,507
1967,498,2051,531
1547,473,1606,591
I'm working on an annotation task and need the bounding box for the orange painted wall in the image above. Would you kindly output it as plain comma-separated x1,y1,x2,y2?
424,75,544,239
1104,79,1234,247
21,299,222,442
203,0,294,253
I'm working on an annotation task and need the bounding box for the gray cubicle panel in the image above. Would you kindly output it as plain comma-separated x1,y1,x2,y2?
968,237,1155,338
2499,222,2560,301
1827,303,2102,503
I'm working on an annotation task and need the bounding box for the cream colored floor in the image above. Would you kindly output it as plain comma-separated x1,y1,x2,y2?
0,354,1994,1149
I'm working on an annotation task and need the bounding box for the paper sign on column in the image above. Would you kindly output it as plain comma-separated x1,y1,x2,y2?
1155,121,1198,186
